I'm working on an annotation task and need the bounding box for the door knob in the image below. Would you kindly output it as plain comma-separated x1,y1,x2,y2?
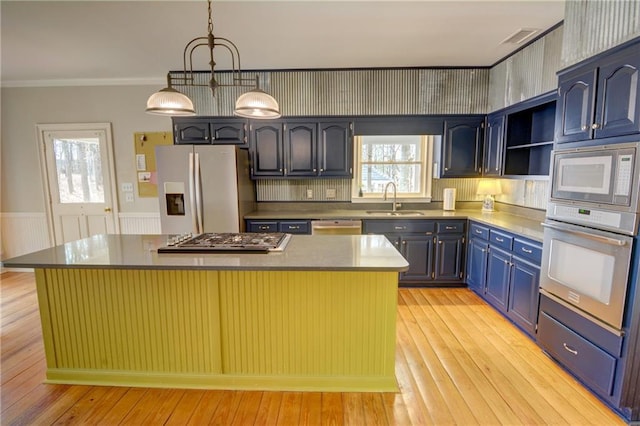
104,207,112,212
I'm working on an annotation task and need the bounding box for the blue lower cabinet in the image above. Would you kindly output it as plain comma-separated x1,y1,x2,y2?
246,220,310,234
400,235,435,281
363,219,465,286
485,246,511,312
466,220,542,339
538,310,617,397
466,237,489,294
435,234,465,281
507,256,540,336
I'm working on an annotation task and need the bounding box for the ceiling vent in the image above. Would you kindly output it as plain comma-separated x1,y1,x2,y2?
501,28,539,44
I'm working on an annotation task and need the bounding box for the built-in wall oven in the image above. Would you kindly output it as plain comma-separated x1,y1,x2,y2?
541,141,640,333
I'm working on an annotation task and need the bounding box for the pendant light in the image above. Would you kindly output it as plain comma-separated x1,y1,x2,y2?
145,74,195,116
145,0,280,119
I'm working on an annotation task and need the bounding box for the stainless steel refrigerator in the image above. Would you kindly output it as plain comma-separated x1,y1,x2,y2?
155,145,255,234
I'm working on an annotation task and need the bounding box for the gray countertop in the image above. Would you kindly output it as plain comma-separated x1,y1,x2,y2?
245,208,545,242
1,234,410,272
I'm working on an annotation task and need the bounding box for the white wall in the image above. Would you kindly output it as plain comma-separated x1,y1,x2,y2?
1,85,171,213
1,85,168,258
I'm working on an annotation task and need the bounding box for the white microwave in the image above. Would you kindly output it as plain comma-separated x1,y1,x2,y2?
550,142,640,211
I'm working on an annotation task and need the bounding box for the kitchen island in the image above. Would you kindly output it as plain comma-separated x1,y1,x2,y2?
2,234,408,392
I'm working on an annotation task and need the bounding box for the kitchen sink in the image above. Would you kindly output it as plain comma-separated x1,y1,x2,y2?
365,210,424,216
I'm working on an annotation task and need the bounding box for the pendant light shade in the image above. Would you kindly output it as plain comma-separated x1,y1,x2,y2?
234,89,282,119
145,86,195,116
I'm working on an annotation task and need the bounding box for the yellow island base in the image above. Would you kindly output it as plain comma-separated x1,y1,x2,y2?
35,268,399,392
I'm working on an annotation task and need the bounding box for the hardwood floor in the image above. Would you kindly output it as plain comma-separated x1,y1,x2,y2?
1,271,624,425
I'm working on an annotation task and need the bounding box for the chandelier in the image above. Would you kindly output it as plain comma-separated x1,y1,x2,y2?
145,0,281,119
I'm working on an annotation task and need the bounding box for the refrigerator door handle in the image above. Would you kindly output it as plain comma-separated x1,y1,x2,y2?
194,152,204,233
188,152,198,233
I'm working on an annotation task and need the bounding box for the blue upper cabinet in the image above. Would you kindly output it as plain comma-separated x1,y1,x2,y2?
555,68,596,143
249,119,353,179
285,122,317,176
173,117,247,146
595,49,640,139
250,121,285,177
484,113,505,176
556,38,640,144
441,117,484,177
318,121,353,177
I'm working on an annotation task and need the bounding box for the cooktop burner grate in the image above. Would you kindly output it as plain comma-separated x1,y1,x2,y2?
158,232,290,253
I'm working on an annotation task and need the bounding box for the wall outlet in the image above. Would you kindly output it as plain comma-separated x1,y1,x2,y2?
121,182,134,192
326,188,336,199
306,189,313,199
125,193,134,203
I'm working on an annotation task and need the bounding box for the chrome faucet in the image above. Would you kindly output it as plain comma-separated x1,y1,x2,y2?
383,182,398,212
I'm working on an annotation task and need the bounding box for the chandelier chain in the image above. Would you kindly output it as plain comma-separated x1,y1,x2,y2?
207,0,213,35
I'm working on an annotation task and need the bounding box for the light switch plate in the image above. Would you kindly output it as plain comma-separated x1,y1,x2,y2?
121,182,134,192
326,188,336,199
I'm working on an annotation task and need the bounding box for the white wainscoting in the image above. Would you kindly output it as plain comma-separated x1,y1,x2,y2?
1,212,51,259
1,212,161,270
1,213,52,272
117,212,161,235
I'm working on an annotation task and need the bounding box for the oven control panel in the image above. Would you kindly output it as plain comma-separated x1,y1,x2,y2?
547,201,638,235
552,205,621,228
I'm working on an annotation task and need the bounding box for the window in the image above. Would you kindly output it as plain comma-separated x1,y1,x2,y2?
352,135,434,201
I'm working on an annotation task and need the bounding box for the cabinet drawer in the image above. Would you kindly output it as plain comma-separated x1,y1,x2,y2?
248,221,278,233
538,312,617,397
436,221,465,234
489,230,513,250
513,239,542,263
469,223,489,240
364,220,434,235
278,221,310,234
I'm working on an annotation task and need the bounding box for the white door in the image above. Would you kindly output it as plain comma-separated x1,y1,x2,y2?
39,124,119,244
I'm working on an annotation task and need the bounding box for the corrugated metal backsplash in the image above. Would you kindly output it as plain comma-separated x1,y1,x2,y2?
562,0,640,67
257,177,549,211
172,68,489,116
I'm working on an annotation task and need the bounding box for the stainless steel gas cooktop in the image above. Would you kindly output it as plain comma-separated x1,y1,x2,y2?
157,232,291,253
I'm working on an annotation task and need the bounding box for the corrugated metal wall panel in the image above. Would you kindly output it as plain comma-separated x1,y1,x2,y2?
256,179,351,202
505,39,544,105
562,1,640,67
175,68,488,116
541,26,564,92
488,26,563,112
488,61,508,112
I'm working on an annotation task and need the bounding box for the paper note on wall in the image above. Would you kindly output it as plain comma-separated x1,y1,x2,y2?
134,131,172,197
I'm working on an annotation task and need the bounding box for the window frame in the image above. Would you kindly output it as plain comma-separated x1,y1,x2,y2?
351,135,434,203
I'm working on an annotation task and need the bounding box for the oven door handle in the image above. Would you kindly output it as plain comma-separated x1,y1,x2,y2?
541,222,628,247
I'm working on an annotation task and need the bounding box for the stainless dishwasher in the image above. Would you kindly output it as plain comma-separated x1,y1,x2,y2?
310,220,362,235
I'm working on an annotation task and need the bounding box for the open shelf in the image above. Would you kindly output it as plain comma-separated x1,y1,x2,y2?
503,92,557,176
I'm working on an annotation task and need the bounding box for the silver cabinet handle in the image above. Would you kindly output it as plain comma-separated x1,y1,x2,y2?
288,225,300,230
445,226,455,230
521,247,533,254
259,225,270,230
394,226,407,230
495,237,504,242
475,229,483,234
591,123,601,129
581,125,588,131
563,343,578,355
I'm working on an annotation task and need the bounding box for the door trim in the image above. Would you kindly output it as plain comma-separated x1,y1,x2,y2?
37,122,120,245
